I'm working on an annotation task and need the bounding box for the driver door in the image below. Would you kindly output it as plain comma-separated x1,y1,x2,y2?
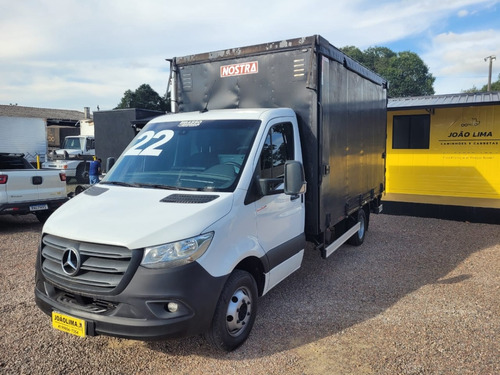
253,121,305,291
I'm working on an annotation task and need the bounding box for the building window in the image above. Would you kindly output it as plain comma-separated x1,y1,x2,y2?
393,114,430,149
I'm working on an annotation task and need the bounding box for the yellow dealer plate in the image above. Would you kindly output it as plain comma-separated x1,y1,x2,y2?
52,311,86,337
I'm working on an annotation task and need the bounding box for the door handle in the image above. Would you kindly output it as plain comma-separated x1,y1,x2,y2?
32,176,43,185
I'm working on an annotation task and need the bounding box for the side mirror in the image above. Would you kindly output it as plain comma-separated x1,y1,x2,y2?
106,157,116,173
284,160,306,195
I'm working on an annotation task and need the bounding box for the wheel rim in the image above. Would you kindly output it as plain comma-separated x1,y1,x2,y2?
358,215,365,239
225,286,252,337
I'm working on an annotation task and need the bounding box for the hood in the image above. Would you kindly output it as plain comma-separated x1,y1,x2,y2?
43,185,233,249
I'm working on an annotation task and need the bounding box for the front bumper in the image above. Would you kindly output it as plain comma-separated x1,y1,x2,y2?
34,260,227,340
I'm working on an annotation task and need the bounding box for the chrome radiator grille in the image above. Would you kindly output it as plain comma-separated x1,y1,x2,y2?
41,234,134,293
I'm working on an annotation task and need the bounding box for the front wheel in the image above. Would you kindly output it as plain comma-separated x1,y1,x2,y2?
205,270,258,351
348,208,367,246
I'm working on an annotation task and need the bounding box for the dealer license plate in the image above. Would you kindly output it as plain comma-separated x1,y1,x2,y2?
29,204,48,212
52,311,86,337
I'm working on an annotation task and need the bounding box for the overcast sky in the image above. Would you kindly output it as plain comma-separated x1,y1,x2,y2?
1,0,499,112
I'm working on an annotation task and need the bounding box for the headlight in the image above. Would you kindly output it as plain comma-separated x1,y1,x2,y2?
141,232,213,269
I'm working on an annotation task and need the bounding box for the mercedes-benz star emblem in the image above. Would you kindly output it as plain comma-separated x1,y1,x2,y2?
61,247,81,276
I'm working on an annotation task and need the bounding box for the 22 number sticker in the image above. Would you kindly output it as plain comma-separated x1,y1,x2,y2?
124,130,174,156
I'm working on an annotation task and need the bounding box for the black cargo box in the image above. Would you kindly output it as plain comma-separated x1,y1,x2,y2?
171,35,387,237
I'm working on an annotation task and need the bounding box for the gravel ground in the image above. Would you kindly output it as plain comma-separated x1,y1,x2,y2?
0,213,498,375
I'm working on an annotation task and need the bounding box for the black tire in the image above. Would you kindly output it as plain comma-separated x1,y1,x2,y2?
75,185,90,195
348,208,367,246
76,163,89,184
205,270,258,351
35,210,52,223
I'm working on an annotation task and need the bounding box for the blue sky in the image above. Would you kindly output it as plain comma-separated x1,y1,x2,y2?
1,0,499,112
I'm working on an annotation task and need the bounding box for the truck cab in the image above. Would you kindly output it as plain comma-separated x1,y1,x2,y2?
58,136,95,157
35,108,306,350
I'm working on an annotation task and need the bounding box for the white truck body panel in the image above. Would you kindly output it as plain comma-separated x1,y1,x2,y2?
0,117,47,163
80,120,94,136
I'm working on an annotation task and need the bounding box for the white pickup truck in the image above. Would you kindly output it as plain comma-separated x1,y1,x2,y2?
0,153,68,223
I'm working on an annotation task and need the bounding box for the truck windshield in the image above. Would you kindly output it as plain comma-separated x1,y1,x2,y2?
102,119,260,192
63,137,83,150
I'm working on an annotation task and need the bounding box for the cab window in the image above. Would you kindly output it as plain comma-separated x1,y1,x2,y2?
259,123,294,192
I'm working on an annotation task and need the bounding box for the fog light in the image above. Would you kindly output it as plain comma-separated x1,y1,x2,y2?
167,302,179,313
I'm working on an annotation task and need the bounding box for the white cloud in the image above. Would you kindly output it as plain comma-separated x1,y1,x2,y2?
1,0,499,108
422,29,500,93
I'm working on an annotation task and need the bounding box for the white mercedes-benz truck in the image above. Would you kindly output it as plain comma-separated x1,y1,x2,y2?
35,35,387,351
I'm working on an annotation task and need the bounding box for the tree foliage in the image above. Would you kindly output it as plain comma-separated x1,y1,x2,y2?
463,74,500,93
341,46,435,97
115,84,169,111
488,74,500,91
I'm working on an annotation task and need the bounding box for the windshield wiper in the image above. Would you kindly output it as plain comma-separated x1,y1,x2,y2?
135,183,201,191
100,181,141,188
101,181,202,191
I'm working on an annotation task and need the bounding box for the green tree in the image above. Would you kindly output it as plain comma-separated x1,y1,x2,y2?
487,74,500,91
463,73,500,92
341,46,435,97
462,85,480,93
115,84,169,111
490,74,500,91
363,46,397,73
341,46,364,63
468,74,500,92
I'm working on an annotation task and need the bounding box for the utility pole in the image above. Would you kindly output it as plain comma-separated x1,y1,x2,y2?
484,55,496,91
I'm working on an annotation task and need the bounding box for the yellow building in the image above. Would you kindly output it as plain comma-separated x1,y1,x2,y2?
384,92,500,223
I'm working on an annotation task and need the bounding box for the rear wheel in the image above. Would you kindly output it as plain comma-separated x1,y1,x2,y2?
205,270,258,351
348,208,367,246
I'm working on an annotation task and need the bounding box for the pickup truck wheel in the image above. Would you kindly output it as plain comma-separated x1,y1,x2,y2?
205,270,257,351
35,210,52,223
348,208,367,246
76,163,89,184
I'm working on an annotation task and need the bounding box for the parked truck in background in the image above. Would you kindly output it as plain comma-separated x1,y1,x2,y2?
0,153,67,223
35,35,387,351
46,126,79,153
42,135,96,183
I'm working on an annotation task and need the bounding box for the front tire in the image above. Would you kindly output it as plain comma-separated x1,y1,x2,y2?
205,270,258,351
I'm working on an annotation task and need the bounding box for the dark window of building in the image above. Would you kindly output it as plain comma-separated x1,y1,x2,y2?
393,114,430,149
